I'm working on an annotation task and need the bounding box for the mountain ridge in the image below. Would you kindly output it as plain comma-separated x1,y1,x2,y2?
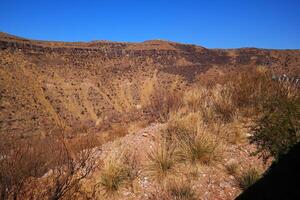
1,32,300,136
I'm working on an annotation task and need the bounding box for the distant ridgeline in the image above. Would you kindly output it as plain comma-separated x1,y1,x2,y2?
272,74,300,87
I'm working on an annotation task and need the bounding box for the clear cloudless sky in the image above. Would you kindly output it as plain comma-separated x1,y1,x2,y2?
0,0,299,49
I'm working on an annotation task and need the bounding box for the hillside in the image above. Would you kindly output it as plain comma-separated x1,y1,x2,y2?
1,32,300,200
1,32,300,137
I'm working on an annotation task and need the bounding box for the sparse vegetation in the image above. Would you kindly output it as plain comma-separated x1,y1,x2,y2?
1,32,300,200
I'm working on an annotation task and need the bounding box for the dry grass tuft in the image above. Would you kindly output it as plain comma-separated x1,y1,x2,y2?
211,85,236,122
183,87,206,112
223,114,248,144
165,179,197,200
144,138,177,183
226,162,239,175
98,155,131,196
184,87,215,123
148,87,183,122
164,112,198,143
176,131,222,165
148,179,197,200
237,167,261,190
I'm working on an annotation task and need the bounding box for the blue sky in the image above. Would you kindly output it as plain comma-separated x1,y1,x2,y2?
0,0,299,49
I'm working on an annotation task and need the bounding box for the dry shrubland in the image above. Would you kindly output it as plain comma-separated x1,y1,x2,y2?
1,66,299,199
141,66,299,198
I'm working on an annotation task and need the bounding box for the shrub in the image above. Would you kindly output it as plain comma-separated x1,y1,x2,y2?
0,127,98,200
213,68,300,161
250,86,300,161
237,168,261,190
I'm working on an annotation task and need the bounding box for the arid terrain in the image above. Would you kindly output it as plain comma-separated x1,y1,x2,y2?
0,32,299,200
1,32,300,136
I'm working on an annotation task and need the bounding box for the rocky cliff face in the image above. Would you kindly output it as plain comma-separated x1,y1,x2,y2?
0,32,299,136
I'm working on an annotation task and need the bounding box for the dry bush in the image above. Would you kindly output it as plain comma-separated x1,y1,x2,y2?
0,127,99,200
45,132,98,200
122,149,140,193
144,137,177,183
250,85,300,161
140,76,157,107
148,87,183,122
183,84,236,123
183,87,206,112
0,135,63,200
0,137,32,199
221,67,280,115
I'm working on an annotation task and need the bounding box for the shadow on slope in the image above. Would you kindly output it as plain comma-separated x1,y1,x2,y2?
236,142,300,200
